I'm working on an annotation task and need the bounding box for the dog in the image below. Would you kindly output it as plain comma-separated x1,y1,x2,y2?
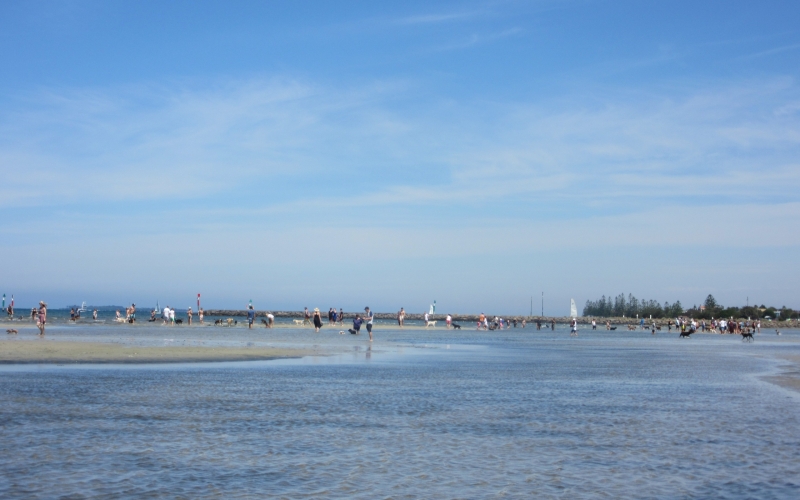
226,318,234,327
609,326,617,330
776,329,781,336
627,325,636,331
741,332,754,342
348,328,359,335
426,320,437,327
6,329,18,334
293,319,304,325
656,326,662,331
679,331,693,339
452,323,461,330
175,319,183,325
261,319,270,327
339,330,346,335
214,319,222,326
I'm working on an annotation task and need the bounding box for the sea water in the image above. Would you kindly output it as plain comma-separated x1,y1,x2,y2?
1,325,799,498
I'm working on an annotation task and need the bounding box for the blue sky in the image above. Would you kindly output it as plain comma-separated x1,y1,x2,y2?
1,0,799,313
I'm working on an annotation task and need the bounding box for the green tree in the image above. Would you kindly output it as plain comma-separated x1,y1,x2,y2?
704,295,719,311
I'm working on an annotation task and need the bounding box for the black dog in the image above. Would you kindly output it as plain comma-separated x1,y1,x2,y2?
679,331,692,338
175,319,183,325
609,326,617,330
452,323,461,330
741,332,754,342
348,328,359,335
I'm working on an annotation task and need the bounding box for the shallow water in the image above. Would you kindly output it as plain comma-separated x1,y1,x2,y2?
1,326,800,498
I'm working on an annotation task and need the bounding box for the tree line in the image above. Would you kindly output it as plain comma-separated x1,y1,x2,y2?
583,293,798,320
583,294,683,318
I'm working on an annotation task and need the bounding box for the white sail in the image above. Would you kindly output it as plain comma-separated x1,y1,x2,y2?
570,298,577,318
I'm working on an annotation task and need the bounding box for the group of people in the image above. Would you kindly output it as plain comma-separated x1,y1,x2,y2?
670,317,761,335
113,304,138,323
474,313,529,331
298,306,374,341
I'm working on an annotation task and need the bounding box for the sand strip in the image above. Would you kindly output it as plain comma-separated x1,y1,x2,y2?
0,339,317,364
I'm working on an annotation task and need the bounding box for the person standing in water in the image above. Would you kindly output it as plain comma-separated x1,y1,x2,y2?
187,307,193,326
247,305,255,329
198,307,204,324
365,307,374,341
313,308,322,332
37,301,47,336
92,309,98,320
304,307,311,325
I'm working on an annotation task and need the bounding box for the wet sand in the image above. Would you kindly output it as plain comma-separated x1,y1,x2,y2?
762,355,800,393
0,338,316,364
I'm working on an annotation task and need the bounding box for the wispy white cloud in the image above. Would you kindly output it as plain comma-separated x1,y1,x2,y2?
736,42,800,61
396,11,481,25
2,76,799,227
434,26,523,51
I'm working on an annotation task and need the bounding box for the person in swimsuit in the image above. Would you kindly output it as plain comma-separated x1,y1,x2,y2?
339,308,344,326
199,307,204,324
365,307,374,341
37,301,47,336
266,312,274,328
93,309,98,320
187,307,193,326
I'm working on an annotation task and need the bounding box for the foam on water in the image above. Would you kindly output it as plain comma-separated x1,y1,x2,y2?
1,326,799,498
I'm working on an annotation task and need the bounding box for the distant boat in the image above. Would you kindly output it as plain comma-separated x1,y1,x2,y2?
154,301,161,315
570,299,577,318
77,301,88,313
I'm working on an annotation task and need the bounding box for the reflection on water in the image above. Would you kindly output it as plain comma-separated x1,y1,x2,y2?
1,328,800,498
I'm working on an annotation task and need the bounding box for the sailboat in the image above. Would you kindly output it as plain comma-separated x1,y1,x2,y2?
154,301,161,315
570,299,577,318
77,301,88,314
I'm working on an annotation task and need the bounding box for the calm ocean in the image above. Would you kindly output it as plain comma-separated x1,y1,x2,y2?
1,323,799,498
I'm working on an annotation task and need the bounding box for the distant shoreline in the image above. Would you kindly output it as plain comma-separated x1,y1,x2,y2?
202,310,797,329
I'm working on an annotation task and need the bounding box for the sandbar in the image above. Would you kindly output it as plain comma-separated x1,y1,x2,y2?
0,339,317,364
761,355,800,394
